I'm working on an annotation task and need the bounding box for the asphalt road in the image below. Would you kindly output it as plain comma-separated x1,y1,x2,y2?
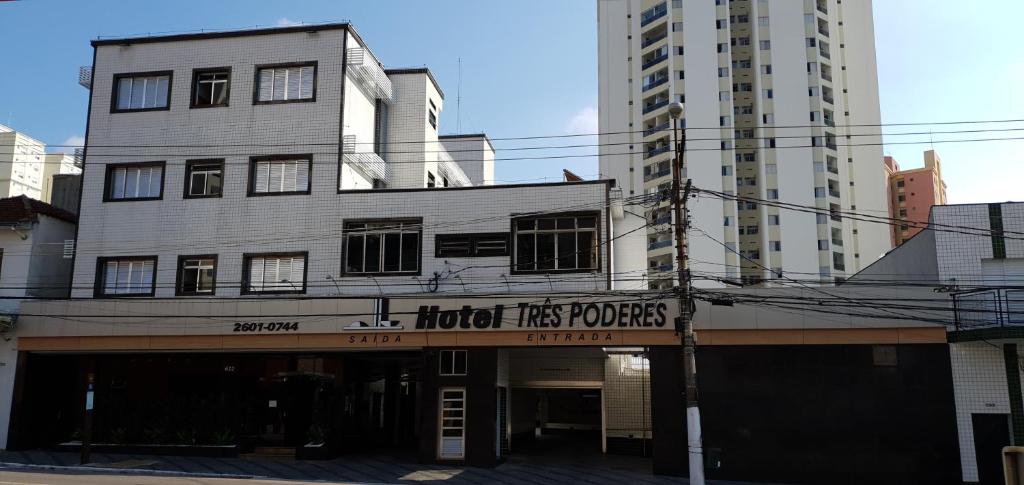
0,470,368,485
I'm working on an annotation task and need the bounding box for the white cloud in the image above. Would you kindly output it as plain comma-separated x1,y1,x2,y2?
62,135,84,147
275,18,302,27
566,106,598,135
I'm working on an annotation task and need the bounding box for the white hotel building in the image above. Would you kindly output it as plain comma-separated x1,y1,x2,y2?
598,0,891,288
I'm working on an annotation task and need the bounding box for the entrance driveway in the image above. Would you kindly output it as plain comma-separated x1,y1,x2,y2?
0,450,765,484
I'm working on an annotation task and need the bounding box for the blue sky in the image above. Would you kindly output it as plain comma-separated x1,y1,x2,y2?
0,0,1020,201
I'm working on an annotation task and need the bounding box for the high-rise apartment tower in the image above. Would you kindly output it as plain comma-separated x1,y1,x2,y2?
599,0,890,287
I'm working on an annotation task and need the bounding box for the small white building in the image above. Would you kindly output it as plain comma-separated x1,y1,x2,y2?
0,196,77,450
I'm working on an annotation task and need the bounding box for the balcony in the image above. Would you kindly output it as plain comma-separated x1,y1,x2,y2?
643,99,669,114
650,263,674,273
817,1,828,15
645,145,671,159
641,32,668,49
643,122,670,137
818,26,829,37
828,189,841,198
642,77,668,92
821,71,832,82
819,46,831,60
831,238,844,247
342,135,388,183
648,239,673,250
823,117,835,127
642,53,669,71
644,168,672,182
953,289,1024,330
822,95,834,105
653,214,672,225
640,3,668,27
347,47,393,103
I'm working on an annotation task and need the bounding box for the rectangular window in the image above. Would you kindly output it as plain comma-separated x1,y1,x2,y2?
95,256,157,297
718,67,729,77
427,172,436,188
248,156,311,195
770,241,782,251
243,252,307,294
765,163,777,174
344,220,422,275
763,113,774,123
759,40,771,50
176,255,217,295
721,165,733,176
436,233,510,258
513,213,599,273
184,159,224,198
761,64,772,75
768,215,780,225
439,350,468,376
191,67,230,108
758,16,769,27
719,91,730,101
105,162,164,201
428,109,438,129
112,71,171,112
814,187,827,198
763,89,773,99
767,189,779,200
255,63,316,103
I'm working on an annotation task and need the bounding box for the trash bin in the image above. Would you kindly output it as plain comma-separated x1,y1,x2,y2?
1003,446,1024,485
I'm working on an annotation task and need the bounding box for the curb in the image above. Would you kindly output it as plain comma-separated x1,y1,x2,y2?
0,461,260,480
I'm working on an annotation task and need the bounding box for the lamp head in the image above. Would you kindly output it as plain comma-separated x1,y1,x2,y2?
667,102,684,119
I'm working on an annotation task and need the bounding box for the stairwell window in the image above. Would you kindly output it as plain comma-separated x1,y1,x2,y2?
105,162,164,201
513,212,599,273
248,156,311,195
96,257,157,297
343,220,422,275
191,68,231,108
176,255,217,295
112,72,171,112
184,159,223,198
243,252,307,294
254,62,316,103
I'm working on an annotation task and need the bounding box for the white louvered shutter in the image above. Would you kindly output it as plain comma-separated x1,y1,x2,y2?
299,66,314,98
259,69,274,102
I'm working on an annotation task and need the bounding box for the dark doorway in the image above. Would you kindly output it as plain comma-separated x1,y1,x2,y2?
509,388,602,462
973,413,1011,485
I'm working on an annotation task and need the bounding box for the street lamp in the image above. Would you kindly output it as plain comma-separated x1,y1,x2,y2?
666,101,705,484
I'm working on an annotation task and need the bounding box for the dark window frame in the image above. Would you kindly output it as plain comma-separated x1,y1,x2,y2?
252,61,318,105
247,155,313,197
103,161,166,202
435,233,511,258
94,255,159,298
175,254,219,296
241,251,309,295
510,211,602,275
340,218,423,277
184,159,225,199
190,66,232,109
110,70,173,113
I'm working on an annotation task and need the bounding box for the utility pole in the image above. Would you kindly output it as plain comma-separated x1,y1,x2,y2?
667,101,704,484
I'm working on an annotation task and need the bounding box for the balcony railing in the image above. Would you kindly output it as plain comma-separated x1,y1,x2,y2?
644,168,672,181
822,95,834,105
831,238,844,247
953,289,1024,330
640,4,668,27
818,27,829,37
643,100,669,114
347,47,393,103
653,214,672,225
828,189,841,198
648,239,673,250
819,47,831,59
821,71,832,82
642,53,669,71
641,33,668,49
817,1,828,15
823,118,835,127
642,77,668,92
438,151,472,187
650,263,674,273
643,122,670,137
645,145,671,159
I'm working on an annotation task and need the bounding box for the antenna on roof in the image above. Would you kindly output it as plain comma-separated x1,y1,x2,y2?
456,57,462,134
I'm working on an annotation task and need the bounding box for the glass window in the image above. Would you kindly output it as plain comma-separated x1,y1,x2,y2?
106,163,163,200
256,64,315,102
114,73,170,111
97,257,156,296
185,160,223,198
344,220,422,275
513,213,599,273
439,350,468,376
192,69,230,107
245,253,306,293
178,256,217,295
249,158,310,194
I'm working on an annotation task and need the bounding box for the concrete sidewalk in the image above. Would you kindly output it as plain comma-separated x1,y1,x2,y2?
0,450,769,484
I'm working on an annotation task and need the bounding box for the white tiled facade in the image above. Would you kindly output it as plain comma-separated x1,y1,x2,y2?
71,24,614,299
0,125,47,201
598,0,890,289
